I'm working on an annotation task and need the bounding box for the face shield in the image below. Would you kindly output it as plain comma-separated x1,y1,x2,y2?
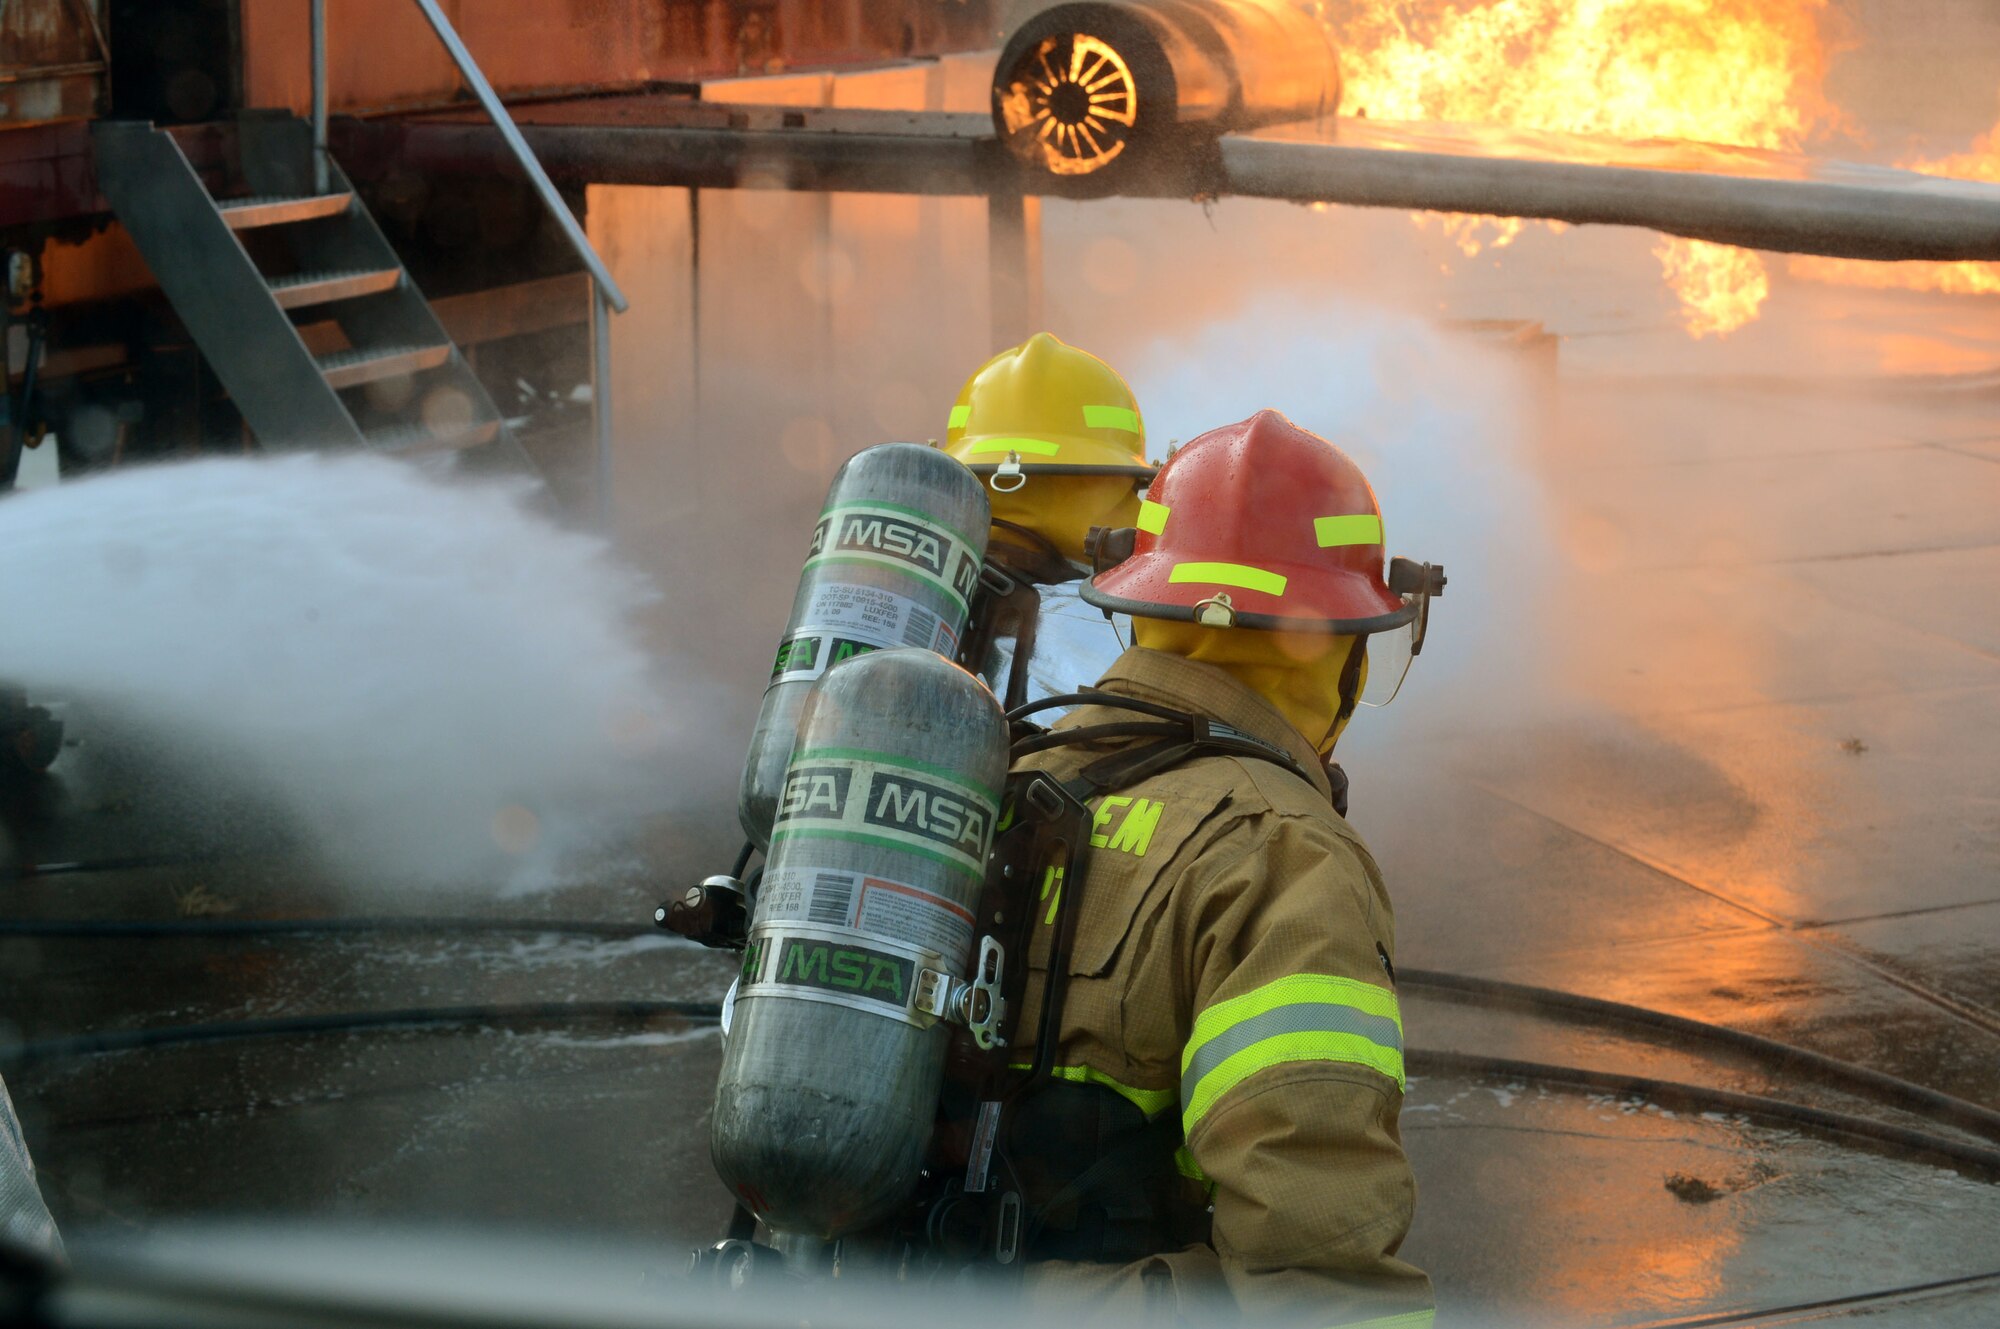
977,576,1128,714
1357,558,1445,709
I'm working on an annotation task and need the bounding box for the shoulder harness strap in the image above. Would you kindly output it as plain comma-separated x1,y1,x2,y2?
1007,689,1321,802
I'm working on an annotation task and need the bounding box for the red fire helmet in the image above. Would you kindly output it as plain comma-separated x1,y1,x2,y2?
1083,408,1434,635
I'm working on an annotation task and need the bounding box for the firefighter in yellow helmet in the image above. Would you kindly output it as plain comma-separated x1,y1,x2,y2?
944,331,1155,581
1003,408,1443,1328
944,332,1155,709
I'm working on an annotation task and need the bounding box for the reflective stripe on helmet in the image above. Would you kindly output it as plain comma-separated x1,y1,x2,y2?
948,404,971,430
1137,499,1171,534
1168,561,1288,596
1180,973,1405,1135
962,436,1062,456
1083,404,1141,432
1314,514,1385,548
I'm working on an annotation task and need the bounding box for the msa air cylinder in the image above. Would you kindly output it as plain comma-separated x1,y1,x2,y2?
738,444,990,849
712,648,1009,1239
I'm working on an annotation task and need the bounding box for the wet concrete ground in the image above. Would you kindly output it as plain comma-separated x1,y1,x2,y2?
8,346,2000,1325
9,110,2000,1329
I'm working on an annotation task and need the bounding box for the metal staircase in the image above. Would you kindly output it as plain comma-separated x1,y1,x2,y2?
92,114,524,466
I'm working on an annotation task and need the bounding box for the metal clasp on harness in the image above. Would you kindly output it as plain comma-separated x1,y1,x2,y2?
913,935,1008,1049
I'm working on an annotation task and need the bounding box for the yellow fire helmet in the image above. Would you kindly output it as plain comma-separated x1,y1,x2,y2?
944,332,1157,568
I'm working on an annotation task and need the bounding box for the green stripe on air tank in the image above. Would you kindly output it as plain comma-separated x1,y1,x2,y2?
812,498,985,553
768,826,985,880
801,556,968,614
793,746,997,799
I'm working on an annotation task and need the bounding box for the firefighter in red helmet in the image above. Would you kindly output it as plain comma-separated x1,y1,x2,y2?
1005,408,1443,1328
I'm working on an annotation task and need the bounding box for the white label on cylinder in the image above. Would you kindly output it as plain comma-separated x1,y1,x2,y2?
738,921,941,1029
769,584,962,685
760,864,976,962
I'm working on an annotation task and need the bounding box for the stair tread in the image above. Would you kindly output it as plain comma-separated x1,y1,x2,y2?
93,121,513,464
270,266,397,291
219,193,348,210
268,266,404,310
218,192,355,231
316,343,450,372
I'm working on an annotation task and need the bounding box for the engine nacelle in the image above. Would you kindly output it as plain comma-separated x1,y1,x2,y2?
991,0,1342,192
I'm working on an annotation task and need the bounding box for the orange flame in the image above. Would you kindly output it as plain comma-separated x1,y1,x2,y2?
1790,108,2000,299
1333,0,1845,337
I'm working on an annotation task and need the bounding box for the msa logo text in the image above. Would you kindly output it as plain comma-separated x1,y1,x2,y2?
772,936,913,1006
811,511,980,601
778,764,852,820
815,512,945,574
864,772,988,859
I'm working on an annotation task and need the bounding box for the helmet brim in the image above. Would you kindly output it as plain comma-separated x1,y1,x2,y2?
960,462,1158,479
1082,552,1417,635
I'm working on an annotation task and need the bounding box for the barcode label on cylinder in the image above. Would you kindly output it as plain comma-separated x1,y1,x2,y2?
771,583,964,685
807,871,855,925
900,603,941,649
759,863,976,959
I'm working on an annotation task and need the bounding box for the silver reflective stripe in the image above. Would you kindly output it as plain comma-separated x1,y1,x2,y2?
1179,1002,1406,1105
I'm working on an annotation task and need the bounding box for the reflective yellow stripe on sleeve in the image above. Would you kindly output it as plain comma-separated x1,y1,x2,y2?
1007,1062,1178,1118
1181,973,1406,1135
1331,1311,1434,1329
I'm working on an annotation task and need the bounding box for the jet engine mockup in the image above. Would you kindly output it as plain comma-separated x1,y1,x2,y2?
992,0,1340,191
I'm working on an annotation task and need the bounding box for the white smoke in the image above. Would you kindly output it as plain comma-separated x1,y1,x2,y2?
1122,295,1564,750
0,454,683,889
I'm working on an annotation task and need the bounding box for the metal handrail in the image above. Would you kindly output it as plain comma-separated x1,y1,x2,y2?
309,0,628,523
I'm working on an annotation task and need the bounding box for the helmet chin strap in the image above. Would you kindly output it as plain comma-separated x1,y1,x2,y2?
1317,637,1369,756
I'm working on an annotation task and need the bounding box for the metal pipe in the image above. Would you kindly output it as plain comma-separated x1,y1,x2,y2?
0,1001,722,1070
60,0,112,65
986,188,1035,348
311,0,328,195
591,280,614,528
0,61,107,86
408,0,630,313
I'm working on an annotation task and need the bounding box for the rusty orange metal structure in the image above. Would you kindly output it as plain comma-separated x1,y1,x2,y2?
0,0,999,490
0,0,998,242
0,0,109,128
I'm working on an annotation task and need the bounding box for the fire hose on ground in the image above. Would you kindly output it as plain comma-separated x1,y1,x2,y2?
3,918,2000,1183
6,914,1997,1143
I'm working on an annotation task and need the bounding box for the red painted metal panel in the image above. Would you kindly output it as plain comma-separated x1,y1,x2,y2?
241,0,996,116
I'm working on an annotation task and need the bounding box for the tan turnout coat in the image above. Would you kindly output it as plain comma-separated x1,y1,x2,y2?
1013,646,1434,1329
